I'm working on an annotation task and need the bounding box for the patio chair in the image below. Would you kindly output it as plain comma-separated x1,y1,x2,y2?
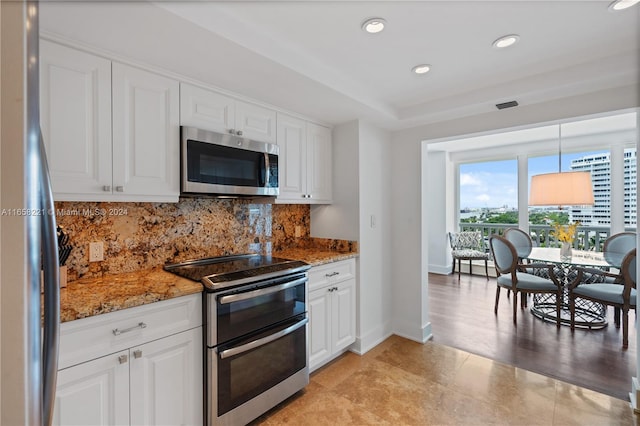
448,231,490,281
570,248,636,348
489,235,563,326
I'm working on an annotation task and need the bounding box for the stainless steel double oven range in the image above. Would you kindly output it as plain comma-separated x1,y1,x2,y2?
165,254,311,425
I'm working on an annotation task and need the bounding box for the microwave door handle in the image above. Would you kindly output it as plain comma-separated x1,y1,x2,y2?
262,152,270,188
218,318,308,359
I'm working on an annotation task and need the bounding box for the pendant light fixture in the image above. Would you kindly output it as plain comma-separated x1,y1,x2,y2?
528,124,595,208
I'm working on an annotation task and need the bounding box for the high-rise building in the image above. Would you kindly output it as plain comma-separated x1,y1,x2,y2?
569,149,637,226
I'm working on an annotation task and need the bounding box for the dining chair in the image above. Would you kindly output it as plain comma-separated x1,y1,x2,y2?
489,235,562,326
504,227,534,308
569,248,636,348
603,232,636,269
602,232,636,326
504,228,533,262
448,231,490,281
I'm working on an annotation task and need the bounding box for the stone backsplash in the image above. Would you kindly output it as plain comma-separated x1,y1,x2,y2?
55,198,356,281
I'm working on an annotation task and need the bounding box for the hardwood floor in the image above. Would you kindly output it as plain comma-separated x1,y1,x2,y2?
428,271,637,401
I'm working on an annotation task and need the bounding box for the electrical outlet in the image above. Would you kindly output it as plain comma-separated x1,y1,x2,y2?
89,242,104,262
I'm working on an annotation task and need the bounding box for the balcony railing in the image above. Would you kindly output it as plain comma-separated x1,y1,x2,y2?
459,223,636,252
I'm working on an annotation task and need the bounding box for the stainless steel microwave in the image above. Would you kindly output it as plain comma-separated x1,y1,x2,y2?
180,126,279,197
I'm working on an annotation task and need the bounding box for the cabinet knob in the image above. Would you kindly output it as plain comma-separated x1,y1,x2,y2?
118,354,128,364
133,349,142,359
308,194,312,199
301,194,307,198
103,185,111,192
228,129,236,135
236,130,243,136
115,186,124,192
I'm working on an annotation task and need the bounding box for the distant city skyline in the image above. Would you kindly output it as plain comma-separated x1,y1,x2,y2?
459,151,605,210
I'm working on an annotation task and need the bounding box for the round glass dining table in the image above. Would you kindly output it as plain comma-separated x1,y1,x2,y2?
525,247,618,329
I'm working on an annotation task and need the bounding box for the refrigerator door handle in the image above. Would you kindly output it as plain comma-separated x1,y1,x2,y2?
39,130,60,426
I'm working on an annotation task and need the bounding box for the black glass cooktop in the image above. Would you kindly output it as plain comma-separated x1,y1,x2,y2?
164,254,310,291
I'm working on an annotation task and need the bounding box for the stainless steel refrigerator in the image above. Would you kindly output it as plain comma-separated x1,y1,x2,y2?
0,1,60,425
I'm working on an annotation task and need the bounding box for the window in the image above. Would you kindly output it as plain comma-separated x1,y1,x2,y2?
459,159,517,226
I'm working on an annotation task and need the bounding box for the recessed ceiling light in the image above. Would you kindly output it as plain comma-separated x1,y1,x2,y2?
609,0,640,11
362,17,386,34
412,64,431,75
492,34,520,49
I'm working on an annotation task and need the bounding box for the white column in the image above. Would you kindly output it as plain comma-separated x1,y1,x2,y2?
517,155,529,233
609,144,625,235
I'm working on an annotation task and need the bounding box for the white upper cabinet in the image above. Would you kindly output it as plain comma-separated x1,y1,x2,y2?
306,122,333,203
40,41,180,202
112,63,180,199
276,113,332,204
40,40,113,197
180,83,276,143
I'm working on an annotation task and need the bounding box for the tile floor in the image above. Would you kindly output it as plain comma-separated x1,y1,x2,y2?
253,335,637,425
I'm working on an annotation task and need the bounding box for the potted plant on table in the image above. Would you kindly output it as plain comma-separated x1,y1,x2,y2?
551,221,580,258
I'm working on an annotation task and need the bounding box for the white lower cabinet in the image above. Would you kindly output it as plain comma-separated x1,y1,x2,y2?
53,294,203,426
54,350,130,426
308,259,356,372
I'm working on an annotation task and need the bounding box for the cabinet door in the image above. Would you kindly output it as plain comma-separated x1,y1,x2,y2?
308,287,332,371
276,113,307,201
129,327,203,426
306,122,332,203
40,40,112,199
235,100,276,143
53,351,129,426
180,83,235,134
112,63,179,200
332,280,356,353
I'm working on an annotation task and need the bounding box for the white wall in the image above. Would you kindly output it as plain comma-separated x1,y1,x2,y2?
426,151,452,275
356,121,393,352
312,120,393,354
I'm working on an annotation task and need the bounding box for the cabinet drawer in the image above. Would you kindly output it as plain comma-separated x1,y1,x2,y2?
308,259,355,291
59,293,202,370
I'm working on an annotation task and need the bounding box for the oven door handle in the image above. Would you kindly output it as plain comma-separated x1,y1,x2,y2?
218,277,307,305
218,318,308,359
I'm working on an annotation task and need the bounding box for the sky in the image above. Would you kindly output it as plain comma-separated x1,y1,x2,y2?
459,151,606,210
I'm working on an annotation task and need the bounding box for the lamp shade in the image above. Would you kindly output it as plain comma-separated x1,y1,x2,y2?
529,171,595,206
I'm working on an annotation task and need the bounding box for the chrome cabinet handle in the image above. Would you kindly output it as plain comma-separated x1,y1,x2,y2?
112,322,147,336
115,186,124,192
118,354,128,364
325,272,339,277
133,350,142,359
103,185,111,192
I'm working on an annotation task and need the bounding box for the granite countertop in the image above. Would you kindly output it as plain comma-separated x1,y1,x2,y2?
274,248,358,266
60,249,357,323
59,268,202,323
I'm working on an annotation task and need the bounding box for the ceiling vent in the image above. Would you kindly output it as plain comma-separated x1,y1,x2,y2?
496,100,519,110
